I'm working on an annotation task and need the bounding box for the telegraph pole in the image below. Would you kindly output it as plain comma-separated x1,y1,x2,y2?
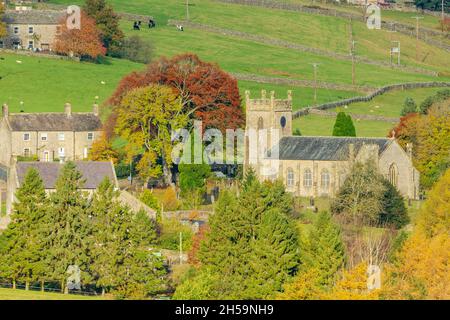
411,16,424,61
351,40,356,86
311,63,320,105
186,0,190,21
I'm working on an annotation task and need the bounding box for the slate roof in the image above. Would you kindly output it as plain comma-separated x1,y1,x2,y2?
274,136,392,161
8,113,103,132
16,161,116,189
3,10,66,25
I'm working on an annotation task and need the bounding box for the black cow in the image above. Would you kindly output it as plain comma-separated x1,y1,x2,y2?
133,21,140,30
148,19,156,28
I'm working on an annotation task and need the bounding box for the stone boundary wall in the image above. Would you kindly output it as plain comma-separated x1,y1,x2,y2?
230,72,376,93
168,19,439,76
293,81,450,118
118,12,154,22
0,48,80,61
309,108,400,122
215,0,450,51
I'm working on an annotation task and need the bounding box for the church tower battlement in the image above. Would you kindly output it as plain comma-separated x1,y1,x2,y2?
245,90,292,112
245,90,293,137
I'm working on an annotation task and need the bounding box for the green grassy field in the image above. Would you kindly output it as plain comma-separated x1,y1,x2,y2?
293,113,396,137
0,288,102,300
343,86,445,117
10,0,447,138
0,53,144,112
50,0,450,73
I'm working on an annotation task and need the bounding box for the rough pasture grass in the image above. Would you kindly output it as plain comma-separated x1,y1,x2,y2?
0,53,144,112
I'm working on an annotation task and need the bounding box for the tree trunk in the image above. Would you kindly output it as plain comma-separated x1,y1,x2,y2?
12,279,16,290
25,281,29,291
41,280,44,292
102,288,105,296
61,280,65,293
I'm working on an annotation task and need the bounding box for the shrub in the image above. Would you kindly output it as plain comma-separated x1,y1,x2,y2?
400,97,417,116
119,35,154,64
158,218,193,251
140,189,161,212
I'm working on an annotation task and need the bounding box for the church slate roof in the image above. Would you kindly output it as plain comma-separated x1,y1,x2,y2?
3,10,66,25
275,136,392,161
16,161,116,189
8,113,103,132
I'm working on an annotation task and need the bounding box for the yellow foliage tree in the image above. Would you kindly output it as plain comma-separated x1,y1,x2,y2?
0,4,6,39
88,132,119,164
382,169,450,300
322,262,380,300
277,268,324,300
415,168,450,237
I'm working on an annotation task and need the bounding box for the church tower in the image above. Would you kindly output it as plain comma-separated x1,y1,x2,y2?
244,90,293,173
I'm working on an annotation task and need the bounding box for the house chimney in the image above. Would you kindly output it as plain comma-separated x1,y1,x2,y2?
93,103,99,117
2,104,9,118
64,103,72,117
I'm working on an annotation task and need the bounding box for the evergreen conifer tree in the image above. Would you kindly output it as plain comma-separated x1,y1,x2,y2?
332,112,356,137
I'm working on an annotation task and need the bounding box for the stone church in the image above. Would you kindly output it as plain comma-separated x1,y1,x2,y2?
243,90,420,200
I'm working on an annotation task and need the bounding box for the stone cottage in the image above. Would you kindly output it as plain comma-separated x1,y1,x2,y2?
243,90,420,200
0,103,102,166
0,7,65,50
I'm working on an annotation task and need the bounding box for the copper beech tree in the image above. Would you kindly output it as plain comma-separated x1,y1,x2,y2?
106,54,244,137
55,11,106,59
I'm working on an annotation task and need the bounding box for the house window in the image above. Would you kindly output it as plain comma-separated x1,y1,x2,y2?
28,26,34,34
303,169,312,188
41,133,48,141
58,147,65,159
287,168,294,187
58,132,65,141
23,148,30,157
28,40,34,50
321,170,330,189
389,163,398,187
87,132,94,141
14,27,19,34
23,133,30,141
0,41,3,49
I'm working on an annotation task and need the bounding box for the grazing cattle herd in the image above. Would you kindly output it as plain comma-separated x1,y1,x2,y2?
133,19,157,30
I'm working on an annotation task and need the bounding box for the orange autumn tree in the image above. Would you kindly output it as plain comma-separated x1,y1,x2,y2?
55,11,106,59
107,54,244,137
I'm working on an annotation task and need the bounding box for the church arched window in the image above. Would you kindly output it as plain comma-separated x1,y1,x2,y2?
257,117,264,130
287,168,294,187
321,169,330,189
389,163,398,187
303,169,312,188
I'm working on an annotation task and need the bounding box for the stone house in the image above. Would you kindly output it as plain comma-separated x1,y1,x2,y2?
244,90,420,200
0,8,65,50
5,160,118,216
0,103,102,166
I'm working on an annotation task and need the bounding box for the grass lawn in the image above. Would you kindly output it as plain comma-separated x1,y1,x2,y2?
0,288,102,300
0,53,144,112
293,114,395,137
343,87,445,117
